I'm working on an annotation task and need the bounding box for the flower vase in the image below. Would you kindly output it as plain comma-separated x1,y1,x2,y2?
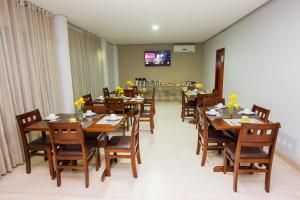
76,107,83,120
229,107,233,117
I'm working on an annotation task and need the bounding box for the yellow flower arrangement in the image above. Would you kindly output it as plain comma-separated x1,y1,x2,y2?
227,93,239,115
115,86,124,97
195,83,203,89
126,80,133,86
74,97,85,109
74,97,85,119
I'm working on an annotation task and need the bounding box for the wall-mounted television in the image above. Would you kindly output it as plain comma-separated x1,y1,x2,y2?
144,51,171,66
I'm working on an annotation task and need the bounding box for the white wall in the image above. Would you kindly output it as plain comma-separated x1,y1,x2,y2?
202,0,300,165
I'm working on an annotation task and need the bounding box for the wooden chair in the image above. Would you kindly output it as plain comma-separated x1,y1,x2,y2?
124,89,135,97
83,102,107,168
212,89,218,97
103,87,110,97
196,107,231,166
196,93,213,108
140,99,155,134
227,105,271,141
104,97,130,133
105,114,141,178
144,87,156,115
48,121,100,188
252,105,270,121
223,123,281,192
16,109,55,179
181,90,196,121
203,97,225,108
82,94,93,106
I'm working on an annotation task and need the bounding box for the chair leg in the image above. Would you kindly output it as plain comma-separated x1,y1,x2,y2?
84,161,89,188
223,154,228,174
233,162,239,192
95,148,100,171
196,135,200,155
46,149,55,179
25,152,31,174
150,118,154,134
217,143,222,155
131,154,138,178
137,146,142,164
57,167,61,187
201,142,208,166
44,151,48,161
105,151,111,177
265,165,271,192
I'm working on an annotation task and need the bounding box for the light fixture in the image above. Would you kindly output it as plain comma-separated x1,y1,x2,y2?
152,25,159,31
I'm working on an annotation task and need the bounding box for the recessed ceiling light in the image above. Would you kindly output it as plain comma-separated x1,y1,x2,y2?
152,25,159,31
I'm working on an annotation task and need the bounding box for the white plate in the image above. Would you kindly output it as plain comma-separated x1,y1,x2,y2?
44,116,60,121
106,116,120,121
238,111,255,115
214,105,226,109
83,112,96,117
205,111,219,116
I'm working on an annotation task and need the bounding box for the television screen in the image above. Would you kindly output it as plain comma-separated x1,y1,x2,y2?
144,51,171,66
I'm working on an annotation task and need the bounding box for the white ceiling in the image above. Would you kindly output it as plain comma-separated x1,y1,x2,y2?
30,0,269,44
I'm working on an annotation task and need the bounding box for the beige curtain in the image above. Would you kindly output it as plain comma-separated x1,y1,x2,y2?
68,24,104,100
0,0,61,176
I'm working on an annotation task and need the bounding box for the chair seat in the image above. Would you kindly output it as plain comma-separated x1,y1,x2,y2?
226,142,268,159
85,132,106,141
144,98,153,105
200,126,230,142
141,109,150,116
126,108,139,116
28,135,51,150
185,101,196,107
106,136,131,150
56,143,95,159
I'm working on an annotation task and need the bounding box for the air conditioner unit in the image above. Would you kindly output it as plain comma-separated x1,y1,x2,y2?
173,45,196,53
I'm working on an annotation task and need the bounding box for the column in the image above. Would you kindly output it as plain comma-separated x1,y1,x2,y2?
53,15,74,112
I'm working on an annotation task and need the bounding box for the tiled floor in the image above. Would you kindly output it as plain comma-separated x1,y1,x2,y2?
0,102,300,200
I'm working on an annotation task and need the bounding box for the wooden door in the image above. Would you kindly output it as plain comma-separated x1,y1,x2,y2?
214,48,225,97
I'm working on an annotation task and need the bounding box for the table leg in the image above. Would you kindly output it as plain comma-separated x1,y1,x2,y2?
101,159,116,182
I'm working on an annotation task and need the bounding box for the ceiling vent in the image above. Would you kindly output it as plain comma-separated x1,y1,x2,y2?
173,45,196,53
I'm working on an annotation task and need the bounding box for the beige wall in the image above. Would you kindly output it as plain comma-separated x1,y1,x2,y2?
118,44,203,86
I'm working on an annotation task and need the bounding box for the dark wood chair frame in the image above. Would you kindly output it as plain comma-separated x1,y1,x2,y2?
105,114,142,178
103,87,110,97
223,123,281,192
196,106,230,166
104,97,130,133
140,99,155,134
181,91,196,122
48,122,100,188
252,104,270,121
16,109,55,179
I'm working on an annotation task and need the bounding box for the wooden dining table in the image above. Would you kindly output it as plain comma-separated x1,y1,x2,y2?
92,97,145,106
24,113,127,181
202,106,269,172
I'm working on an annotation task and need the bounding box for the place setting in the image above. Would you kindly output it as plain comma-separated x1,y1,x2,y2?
83,110,96,118
44,113,60,121
96,113,123,125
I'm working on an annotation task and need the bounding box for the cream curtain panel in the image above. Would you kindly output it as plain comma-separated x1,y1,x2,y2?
0,0,61,176
68,24,104,99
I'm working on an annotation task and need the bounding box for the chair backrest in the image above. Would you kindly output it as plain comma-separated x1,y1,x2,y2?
103,87,110,97
236,123,280,159
252,104,270,121
82,94,93,106
48,122,87,158
83,105,106,114
132,86,138,94
181,90,187,106
212,89,218,97
196,93,213,107
203,97,225,108
104,97,125,114
16,109,43,149
197,107,209,139
130,114,140,149
124,89,134,97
